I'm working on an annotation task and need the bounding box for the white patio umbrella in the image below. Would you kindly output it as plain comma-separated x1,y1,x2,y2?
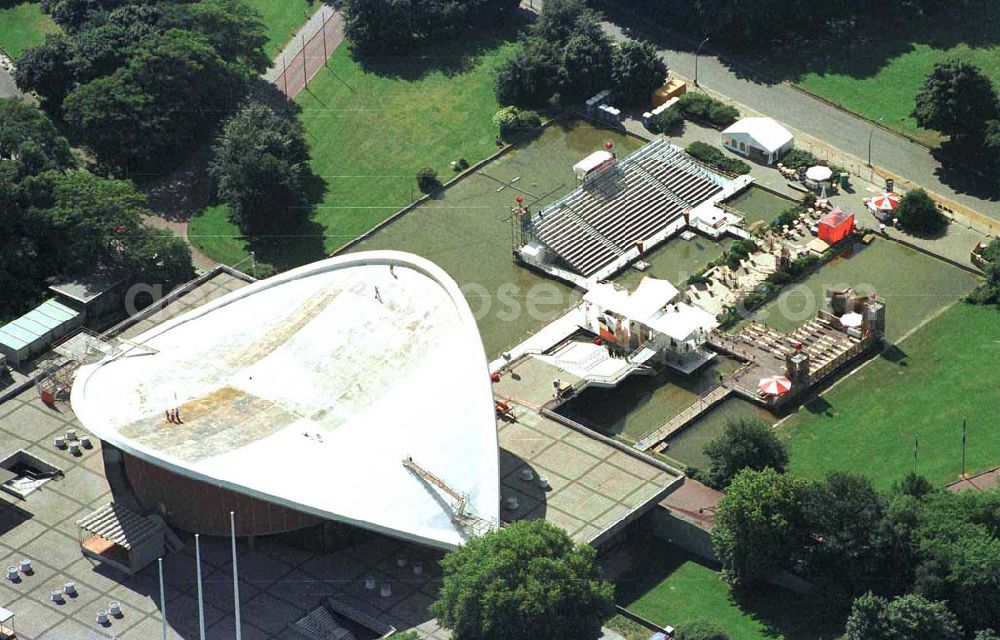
805,165,833,182
840,312,863,328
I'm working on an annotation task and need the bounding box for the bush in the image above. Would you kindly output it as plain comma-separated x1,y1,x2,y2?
493,106,542,137
648,107,684,134
677,92,739,128
685,141,750,175
895,188,947,236
678,620,731,640
416,167,440,193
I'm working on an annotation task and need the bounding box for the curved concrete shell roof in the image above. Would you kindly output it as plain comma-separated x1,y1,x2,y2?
71,252,499,548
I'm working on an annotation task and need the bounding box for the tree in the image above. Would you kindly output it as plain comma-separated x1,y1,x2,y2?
13,34,76,104
692,0,799,50
62,29,242,170
431,520,614,640
210,101,311,237
913,489,1000,633
711,468,810,587
161,0,270,74
22,169,193,291
40,0,125,32
677,620,731,640
894,189,947,235
0,98,75,179
700,418,788,489
845,593,963,640
804,473,900,606
984,119,1000,174
913,60,999,140
559,29,613,102
611,40,667,107
530,0,602,43
493,45,558,107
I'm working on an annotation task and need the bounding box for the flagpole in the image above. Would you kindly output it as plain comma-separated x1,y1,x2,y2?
159,557,168,640
231,511,242,640
913,434,918,474
196,534,206,640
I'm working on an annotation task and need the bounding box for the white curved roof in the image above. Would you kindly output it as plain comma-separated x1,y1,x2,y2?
71,252,499,548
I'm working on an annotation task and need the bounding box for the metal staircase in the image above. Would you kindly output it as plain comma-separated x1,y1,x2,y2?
402,456,495,537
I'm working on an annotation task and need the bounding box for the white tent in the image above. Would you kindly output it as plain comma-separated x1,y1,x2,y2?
722,117,794,165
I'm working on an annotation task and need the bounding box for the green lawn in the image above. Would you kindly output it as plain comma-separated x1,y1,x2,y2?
615,540,841,640
747,239,980,343
0,1,57,59
780,302,1000,489
789,3,1000,146
244,0,316,57
189,36,521,269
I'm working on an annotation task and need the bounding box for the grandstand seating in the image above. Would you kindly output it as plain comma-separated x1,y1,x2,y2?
530,140,728,276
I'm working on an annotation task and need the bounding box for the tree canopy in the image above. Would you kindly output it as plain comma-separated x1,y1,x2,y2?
913,60,999,140
699,418,788,489
17,0,267,171
611,40,667,107
431,520,614,640
209,101,311,237
711,467,811,587
845,593,963,640
0,99,193,321
894,189,947,236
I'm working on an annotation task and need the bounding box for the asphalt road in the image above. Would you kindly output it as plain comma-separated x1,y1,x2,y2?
599,21,1000,221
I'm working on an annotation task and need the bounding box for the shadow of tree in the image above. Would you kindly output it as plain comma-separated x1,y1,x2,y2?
244,169,330,270
598,0,1000,88
931,138,1000,203
350,11,534,81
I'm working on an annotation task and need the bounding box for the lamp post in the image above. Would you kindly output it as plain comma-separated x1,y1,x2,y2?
867,117,884,167
695,37,710,86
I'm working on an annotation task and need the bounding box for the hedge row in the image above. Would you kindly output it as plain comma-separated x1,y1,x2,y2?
685,141,751,175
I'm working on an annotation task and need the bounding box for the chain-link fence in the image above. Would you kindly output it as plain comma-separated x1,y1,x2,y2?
272,8,343,100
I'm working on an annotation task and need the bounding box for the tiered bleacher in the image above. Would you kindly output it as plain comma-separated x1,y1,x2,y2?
529,139,730,276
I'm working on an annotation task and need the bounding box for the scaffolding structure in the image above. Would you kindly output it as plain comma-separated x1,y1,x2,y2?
36,329,157,409
402,456,495,537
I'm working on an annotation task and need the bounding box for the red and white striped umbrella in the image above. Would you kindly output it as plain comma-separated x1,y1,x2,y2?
870,192,900,211
758,375,792,396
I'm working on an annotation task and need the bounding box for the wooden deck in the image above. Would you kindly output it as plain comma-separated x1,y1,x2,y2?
635,385,733,451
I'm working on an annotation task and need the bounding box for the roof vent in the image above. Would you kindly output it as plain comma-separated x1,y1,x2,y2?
505,496,519,511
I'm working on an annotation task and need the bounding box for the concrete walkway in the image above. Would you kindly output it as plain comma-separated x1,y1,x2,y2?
598,21,1000,224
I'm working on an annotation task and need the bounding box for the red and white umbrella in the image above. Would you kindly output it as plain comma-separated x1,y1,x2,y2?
870,192,900,211
758,375,792,396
